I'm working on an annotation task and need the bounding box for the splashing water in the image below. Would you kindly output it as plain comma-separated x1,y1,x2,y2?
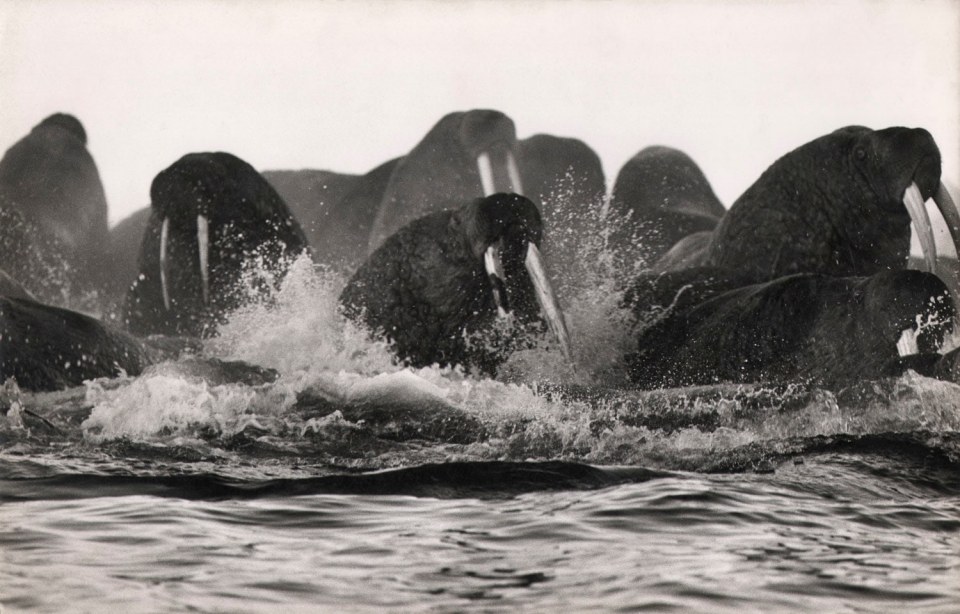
8,175,953,475
500,170,639,387
208,254,400,382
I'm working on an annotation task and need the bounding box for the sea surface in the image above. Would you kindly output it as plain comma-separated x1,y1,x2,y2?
2,202,960,612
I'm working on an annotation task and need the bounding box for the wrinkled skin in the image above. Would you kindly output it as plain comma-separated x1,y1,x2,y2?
0,113,110,302
609,146,726,277
367,110,522,253
123,152,310,337
627,268,954,390
341,194,547,374
703,126,942,279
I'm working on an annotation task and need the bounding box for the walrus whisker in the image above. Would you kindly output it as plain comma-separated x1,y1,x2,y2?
483,243,509,318
525,242,572,362
476,151,496,196
903,182,937,273
197,214,210,304
506,150,524,195
159,216,171,311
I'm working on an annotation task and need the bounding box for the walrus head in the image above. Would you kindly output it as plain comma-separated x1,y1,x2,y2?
367,109,524,253
456,193,571,361
126,152,309,336
36,113,88,145
706,126,959,281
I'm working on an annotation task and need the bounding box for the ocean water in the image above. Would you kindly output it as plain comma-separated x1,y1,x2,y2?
2,187,960,613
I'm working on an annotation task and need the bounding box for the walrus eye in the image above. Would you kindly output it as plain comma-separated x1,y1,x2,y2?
854,147,867,162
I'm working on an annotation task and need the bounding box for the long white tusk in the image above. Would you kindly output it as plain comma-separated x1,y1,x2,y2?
933,182,960,259
524,242,572,362
483,244,505,280
484,244,509,318
197,214,210,304
903,182,936,273
159,216,171,311
476,151,496,196
506,150,524,195
896,328,918,357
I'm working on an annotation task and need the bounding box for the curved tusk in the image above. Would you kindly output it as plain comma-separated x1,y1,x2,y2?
484,244,509,317
159,216,171,311
197,214,210,304
524,242,572,361
506,150,524,195
476,151,496,196
904,182,937,273
933,182,960,259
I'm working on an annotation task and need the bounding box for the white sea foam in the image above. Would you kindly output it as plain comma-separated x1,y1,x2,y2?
75,181,960,467
207,254,400,384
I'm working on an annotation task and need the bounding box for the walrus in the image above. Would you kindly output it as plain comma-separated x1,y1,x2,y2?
1,295,153,392
626,268,955,390
517,133,607,290
0,204,75,305
518,133,607,220
366,109,524,253
340,193,571,374
696,126,959,280
274,157,402,273
0,113,110,301
608,146,726,277
618,127,960,390
262,168,359,244
123,152,310,337
102,206,153,309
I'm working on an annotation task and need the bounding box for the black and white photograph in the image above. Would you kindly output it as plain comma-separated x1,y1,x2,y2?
1,0,958,611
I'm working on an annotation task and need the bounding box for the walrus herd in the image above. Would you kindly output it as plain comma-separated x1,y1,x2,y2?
2,110,959,393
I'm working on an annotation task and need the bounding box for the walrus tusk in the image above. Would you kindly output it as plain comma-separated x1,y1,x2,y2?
159,216,171,311
506,150,524,195
903,182,937,273
932,182,960,260
197,214,210,304
525,242,572,361
476,151,496,197
896,328,919,357
484,243,509,317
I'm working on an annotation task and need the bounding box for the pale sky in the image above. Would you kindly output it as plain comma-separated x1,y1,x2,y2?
1,0,958,226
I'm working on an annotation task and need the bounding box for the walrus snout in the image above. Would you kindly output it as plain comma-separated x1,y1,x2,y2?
864,127,953,276
473,194,571,361
867,127,941,203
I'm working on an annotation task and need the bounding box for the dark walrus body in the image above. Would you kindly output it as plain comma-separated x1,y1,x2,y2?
124,152,310,337
1,295,153,392
626,269,954,390
0,113,110,303
609,146,726,277
620,126,959,390
341,193,569,375
701,126,943,279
